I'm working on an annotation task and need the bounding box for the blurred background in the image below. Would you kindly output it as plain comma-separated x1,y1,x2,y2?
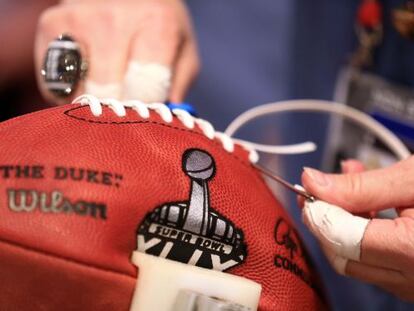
1,0,414,310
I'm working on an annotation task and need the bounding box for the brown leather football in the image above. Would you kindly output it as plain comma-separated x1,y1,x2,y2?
0,96,325,310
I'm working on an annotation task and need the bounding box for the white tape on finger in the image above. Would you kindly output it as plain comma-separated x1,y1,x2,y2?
303,200,370,261
123,61,171,103
321,246,348,275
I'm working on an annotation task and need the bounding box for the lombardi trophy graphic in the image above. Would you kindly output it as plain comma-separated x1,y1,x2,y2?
137,149,247,271
182,148,215,236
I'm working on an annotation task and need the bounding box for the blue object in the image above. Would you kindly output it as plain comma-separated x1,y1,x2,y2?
166,102,198,117
371,111,414,148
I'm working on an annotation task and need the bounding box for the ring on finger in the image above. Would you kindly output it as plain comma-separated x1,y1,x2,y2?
41,34,88,97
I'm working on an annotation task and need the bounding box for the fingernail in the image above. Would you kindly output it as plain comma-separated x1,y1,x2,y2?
303,167,330,187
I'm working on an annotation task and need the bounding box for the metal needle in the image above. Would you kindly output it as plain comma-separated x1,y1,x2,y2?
254,164,315,202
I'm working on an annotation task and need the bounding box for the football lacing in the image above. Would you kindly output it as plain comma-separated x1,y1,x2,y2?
73,94,317,163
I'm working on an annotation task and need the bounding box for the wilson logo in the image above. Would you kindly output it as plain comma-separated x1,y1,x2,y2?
7,189,107,220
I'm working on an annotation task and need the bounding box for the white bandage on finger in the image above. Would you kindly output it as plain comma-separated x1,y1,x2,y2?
123,61,172,103
322,246,348,275
303,200,370,262
85,81,122,99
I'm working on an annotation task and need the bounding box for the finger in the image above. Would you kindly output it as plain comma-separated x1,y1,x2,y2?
130,11,182,66
80,7,131,99
340,160,373,218
399,207,414,218
296,160,365,209
84,81,122,99
303,200,414,271
168,38,200,103
321,246,347,275
35,6,81,103
35,6,127,102
346,259,406,287
82,35,126,99
359,217,414,271
321,244,406,290
340,159,365,174
302,156,414,213
302,200,370,261
123,13,182,102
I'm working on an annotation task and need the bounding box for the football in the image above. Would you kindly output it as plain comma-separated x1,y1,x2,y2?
0,95,325,310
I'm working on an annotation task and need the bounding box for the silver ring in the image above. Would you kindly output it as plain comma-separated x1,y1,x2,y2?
41,34,88,97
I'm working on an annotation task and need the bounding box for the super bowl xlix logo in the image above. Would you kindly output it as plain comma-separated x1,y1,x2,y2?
137,149,247,272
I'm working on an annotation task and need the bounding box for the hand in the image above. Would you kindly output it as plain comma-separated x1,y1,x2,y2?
300,158,414,302
35,0,199,103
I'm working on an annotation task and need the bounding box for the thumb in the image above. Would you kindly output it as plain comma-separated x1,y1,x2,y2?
301,156,414,213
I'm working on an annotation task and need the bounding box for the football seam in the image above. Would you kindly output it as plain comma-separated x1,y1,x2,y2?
0,236,136,279
64,106,280,212
64,106,255,170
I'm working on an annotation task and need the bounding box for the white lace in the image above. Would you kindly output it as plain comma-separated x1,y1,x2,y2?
72,94,317,163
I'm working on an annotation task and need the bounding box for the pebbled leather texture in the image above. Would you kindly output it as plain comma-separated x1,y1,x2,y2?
0,104,325,310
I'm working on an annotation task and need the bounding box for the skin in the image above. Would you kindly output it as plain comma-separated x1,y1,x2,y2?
35,0,199,103
301,158,414,302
